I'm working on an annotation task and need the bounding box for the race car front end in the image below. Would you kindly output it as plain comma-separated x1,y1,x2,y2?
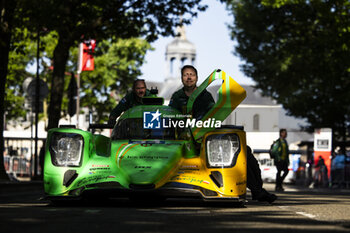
43,69,248,204
160,127,247,202
43,114,246,204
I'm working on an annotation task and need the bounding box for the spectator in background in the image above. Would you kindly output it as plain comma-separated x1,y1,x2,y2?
314,156,328,188
331,147,346,188
271,128,290,191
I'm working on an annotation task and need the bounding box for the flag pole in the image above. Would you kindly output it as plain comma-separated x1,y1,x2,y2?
77,43,83,128
76,73,80,128
76,39,95,128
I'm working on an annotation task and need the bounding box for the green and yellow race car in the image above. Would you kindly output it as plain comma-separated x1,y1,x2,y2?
43,69,248,204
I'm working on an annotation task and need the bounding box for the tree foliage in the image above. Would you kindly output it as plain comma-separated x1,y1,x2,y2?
6,30,57,122
1,0,18,179
6,31,151,124
18,0,207,129
222,0,350,143
6,28,33,120
1,0,206,179
80,38,152,123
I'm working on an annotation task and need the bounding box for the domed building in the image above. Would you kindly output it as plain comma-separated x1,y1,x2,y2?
158,25,196,100
154,27,312,169
165,25,196,79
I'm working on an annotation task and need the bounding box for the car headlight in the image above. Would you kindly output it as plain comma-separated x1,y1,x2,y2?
50,133,83,167
206,134,240,168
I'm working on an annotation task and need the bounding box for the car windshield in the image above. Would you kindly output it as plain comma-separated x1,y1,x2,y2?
111,118,191,140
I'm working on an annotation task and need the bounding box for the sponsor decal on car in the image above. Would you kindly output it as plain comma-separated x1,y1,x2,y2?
90,166,111,171
126,155,169,160
92,165,109,168
134,166,152,169
76,175,110,186
170,175,206,184
180,165,199,171
236,180,247,186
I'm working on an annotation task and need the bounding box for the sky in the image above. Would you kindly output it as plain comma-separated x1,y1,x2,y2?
139,0,255,85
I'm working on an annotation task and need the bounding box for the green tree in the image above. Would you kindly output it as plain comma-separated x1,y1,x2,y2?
222,0,350,146
6,30,58,122
5,28,34,121
1,0,206,180
80,38,152,123
0,0,18,179
20,0,207,130
6,32,151,124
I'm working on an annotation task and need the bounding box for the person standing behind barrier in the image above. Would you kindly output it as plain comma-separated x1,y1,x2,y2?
331,147,345,188
314,156,328,188
271,129,290,191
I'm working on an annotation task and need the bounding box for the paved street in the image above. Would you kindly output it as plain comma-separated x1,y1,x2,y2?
0,182,350,233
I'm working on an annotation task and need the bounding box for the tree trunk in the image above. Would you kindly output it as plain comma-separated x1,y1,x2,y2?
0,0,17,180
47,36,71,130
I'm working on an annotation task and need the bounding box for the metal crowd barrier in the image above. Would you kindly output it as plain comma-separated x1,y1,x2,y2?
4,155,31,180
3,137,45,181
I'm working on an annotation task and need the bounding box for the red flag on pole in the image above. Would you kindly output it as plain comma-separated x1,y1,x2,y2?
78,39,96,73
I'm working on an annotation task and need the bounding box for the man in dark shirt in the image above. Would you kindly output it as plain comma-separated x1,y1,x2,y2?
169,65,215,119
108,79,151,125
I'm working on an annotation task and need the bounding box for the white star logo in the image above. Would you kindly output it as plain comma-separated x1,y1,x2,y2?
150,110,161,122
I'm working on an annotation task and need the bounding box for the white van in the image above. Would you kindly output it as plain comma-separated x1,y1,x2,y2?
257,154,296,183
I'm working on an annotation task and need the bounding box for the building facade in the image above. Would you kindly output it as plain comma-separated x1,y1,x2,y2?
155,26,313,151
